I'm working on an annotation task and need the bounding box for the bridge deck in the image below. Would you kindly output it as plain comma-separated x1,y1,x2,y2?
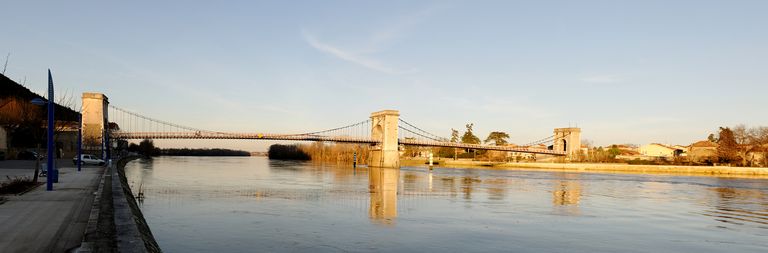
397,138,566,156
112,132,378,144
112,132,565,156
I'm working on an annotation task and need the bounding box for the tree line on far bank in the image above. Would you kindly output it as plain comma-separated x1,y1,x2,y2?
270,123,768,167
267,143,369,163
127,139,250,157
709,125,768,166
423,123,511,160
267,123,514,163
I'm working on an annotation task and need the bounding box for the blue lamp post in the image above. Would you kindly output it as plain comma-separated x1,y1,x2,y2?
31,69,55,191
77,113,82,171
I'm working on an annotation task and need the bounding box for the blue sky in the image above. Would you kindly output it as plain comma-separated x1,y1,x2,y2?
2,1,767,150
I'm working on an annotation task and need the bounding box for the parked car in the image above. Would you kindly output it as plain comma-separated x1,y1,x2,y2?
73,154,106,166
17,150,41,160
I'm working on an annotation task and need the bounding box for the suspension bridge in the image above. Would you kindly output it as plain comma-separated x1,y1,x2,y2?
82,93,581,168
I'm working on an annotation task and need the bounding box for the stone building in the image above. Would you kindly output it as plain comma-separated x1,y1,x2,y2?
688,140,718,164
0,126,7,159
745,145,768,167
639,143,684,158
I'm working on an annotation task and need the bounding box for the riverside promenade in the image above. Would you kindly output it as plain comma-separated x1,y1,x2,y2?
0,160,103,252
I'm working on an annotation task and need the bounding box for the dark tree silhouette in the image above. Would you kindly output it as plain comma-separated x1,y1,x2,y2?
717,127,740,165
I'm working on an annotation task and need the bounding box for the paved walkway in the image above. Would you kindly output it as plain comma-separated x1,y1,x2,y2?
0,162,103,252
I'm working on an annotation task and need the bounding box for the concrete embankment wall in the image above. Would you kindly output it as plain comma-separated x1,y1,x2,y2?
401,158,768,178
79,156,161,253
114,156,162,252
496,162,768,177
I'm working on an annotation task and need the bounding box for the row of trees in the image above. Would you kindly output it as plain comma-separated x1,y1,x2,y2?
438,123,511,161
161,148,250,156
127,139,160,156
712,125,768,166
126,139,250,157
450,123,510,146
267,144,310,160
267,143,370,163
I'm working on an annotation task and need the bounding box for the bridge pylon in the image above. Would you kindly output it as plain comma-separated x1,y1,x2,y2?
553,127,581,159
369,110,400,168
81,93,110,160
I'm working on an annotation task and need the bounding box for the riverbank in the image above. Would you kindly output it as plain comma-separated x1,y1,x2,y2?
401,159,768,178
78,155,161,252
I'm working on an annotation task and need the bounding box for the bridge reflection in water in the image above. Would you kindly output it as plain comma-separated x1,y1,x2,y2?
368,167,399,224
123,157,768,253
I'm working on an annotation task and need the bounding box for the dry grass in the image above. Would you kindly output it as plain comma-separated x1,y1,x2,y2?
0,176,38,195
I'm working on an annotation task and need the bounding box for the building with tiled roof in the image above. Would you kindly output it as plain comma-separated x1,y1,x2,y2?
688,140,718,164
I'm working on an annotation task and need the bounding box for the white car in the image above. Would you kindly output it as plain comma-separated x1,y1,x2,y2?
73,154,105,166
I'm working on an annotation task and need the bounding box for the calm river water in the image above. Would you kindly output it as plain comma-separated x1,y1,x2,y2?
124,156,768,252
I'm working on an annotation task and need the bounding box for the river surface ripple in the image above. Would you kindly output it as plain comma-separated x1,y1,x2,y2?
124,156,768,253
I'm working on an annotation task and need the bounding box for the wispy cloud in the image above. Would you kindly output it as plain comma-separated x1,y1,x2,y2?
581,75,622,84
301,7,438,74
302,31,406,74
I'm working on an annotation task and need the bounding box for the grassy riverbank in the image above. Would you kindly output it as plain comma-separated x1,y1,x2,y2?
401,158,768,178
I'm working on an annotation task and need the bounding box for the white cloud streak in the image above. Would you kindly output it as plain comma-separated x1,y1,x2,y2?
581,75,622,84
302,31,405,74
301,6,439,74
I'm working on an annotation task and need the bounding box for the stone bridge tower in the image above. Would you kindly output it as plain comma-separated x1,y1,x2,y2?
369,110,400,168
82,93,109,159
553,127,581,158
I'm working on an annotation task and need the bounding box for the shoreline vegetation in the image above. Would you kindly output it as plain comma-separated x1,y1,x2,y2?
268,143,369,163
159,148,250,157
267,144,310,160
127,139,249,157
263,140,768,178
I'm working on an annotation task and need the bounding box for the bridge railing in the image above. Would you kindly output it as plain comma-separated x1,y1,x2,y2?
110,131,378,144
110,132,565,155
397,138,566,155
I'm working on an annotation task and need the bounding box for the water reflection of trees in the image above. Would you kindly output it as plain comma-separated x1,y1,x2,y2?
707,186,768,227
369,167,399,225
461,177,481,200
552,173,582,216
484,178,507,201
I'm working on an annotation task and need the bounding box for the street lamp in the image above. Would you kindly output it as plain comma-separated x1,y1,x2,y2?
30,69,55,191
77,113,82,171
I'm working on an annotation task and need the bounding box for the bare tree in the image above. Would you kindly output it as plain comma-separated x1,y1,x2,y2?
733,124,749,145
747,126,768,145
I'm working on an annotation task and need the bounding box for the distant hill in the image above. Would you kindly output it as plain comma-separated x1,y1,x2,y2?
0,73,79,121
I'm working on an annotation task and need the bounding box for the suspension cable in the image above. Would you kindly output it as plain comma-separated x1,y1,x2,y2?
398,118,448,141
398,126,444,142
296,119,371,136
